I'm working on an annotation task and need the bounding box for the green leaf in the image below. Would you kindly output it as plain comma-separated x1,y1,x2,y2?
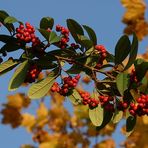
89,105,104,126
0,35,17,43
96,110,113,130
28,68,59,99
124,33,138,70
116,73,130,95
0,10,15,32
126,115,136,136
85,47,95,56
8,60,29,91
78,35,93,50
67,19,84,43
0,41,20,53
0,59,18,76
49,31,60,44
83,25,97,45
112,111,123,123
40,17,54,30
38,29,50,41
135,62,148,81
115,35,131,65
4,16,19,24
68,89,82,105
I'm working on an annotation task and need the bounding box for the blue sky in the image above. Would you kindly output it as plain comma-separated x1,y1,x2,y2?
0,0,148,148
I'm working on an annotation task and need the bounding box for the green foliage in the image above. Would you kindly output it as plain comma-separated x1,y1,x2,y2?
89,105,104,126
40,17,54,30
28,68,59,99
8,60,30,91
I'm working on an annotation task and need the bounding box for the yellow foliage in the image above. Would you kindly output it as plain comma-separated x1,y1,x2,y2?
7,93,30,109
94,138,116,148
36,102,49,128
21,113,36,132
1,106,22,128
121,0,148,40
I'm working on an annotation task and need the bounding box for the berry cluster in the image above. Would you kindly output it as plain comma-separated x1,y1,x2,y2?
16,23,41,46
99,96,114,112
70,43,80,49
130,69,138,83
117,101,128,112
24,64,41,83
79,91,99,109
56,25,70,49
129,94,148,116
51,74,80,96
95,45,107,69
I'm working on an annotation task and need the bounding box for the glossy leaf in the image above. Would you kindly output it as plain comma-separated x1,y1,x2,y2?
135,62,148,81
0,10,15,32
126,115,136,136
4,16,18,24
49,31,60,44
116,73,129,95
67,19,84,43
124,33,138,70
0,59,18,76
8,60,29,91
78,35,93,50
40,17,54,30
38,29,50,41
112,111,123,123
28,68,59,99
83,25,97,45
89,105,104,126
115,35,131,65
68,89,82,105
85,47,95,56
96,110,113,130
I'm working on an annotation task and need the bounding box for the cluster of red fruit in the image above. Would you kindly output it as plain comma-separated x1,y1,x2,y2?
99,95,115,112
24,64,41,83
51,74,80,96
94,45,107,69
80,91,99,109
129,94,148,116
16,22,41,46
56,25,70,49
117,101,128,112
130,69,138,83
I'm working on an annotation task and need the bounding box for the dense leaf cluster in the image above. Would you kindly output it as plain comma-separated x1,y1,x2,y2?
0,10,148,135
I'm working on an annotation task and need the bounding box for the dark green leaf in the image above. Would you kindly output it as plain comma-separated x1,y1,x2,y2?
0,41,20,53
116,73,130,95
124,33,138,70
28,68,59,99
49,31,60,44
38,29,50,41
0,59,18,76
0,10,15,33
126,115,136,136
89,105,104,126
135,62,148,81
67,19,84,43
96,110,113,130
40,17,54,30
8,60,30,91
115,35,131,65
68,89,82,105
78,35,93,50
83,25,97,45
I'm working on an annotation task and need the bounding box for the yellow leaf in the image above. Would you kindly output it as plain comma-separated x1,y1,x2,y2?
36,103,49,127
21,113,36,132
39,141,58,148
142,116,148,125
